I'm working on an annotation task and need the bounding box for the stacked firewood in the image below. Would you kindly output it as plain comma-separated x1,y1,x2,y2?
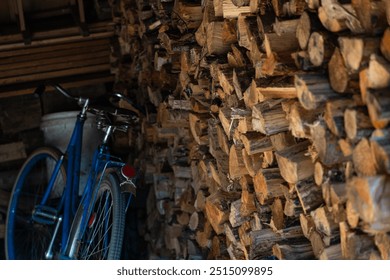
109,0,390,260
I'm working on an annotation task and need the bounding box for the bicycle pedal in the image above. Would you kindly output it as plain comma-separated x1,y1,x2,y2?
32,205,59,225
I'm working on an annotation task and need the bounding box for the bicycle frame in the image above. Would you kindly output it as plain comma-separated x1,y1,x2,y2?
37,110,126,258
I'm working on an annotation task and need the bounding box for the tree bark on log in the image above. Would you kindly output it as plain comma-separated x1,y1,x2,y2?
295,73,339,110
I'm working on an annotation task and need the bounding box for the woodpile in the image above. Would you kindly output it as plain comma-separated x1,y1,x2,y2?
109,0,390,260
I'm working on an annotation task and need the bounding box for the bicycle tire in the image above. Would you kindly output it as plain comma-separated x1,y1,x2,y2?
72,171,125,260
5,147,67,260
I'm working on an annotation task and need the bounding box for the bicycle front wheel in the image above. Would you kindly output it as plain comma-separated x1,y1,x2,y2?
6,147,66,259
75,172,125,259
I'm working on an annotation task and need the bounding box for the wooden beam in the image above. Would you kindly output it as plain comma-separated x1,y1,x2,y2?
0,51,109,77
0,73,114,99
0,142,26,163
0,38,109,59
0,31,114,52
0,63,110,86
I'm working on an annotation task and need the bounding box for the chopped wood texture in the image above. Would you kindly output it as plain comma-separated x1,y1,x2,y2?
106,0,390,260
347,176,390,233
295,73,339,110
205,190,241,234
253,168,285,204
275,141,314,184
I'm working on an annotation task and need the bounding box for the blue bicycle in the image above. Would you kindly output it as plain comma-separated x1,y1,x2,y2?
5,84,139,260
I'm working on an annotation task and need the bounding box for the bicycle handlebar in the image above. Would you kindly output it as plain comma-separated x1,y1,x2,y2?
34,83,141,123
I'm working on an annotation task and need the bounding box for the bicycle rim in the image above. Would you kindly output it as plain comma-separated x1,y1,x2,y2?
76,173,125,260
5,147,66,260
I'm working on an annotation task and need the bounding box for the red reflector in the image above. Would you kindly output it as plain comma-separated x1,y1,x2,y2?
121,165,136,179
88,213,96,228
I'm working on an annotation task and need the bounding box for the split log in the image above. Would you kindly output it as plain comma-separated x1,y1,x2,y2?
366,54,390,89
338,36,380,74
253,168,285,205
229,145,249,179
324,182,347,220
205,189,241,234
344,107,374,141
194,190,207,212
283,0,307,17
352,138,378,176
248,76,297,105
240,176,257,217
318,2,363,34
189,113,209,145
381,28,390,62
295,73,339,110
310,120,348,166
206,20,237,55
300,213,315,239
324,98,351,138
242,149,264,177
291,50,319,71
328,48,359,94
237,14,263,64
276,140,314,184
296,11,324,50
231,0,250,6
340,222,379,259
351,0,388,35
338,140,353,158
311,206,339,237
319,244,343,260
386,0,390,25
228,44,249,68
208,235,229,259
283,186,303,217
233,68,253,100
272,242,315,260
294,177,324,214
249,226,305,259
252,99,290,136
240,132,273,155
173,0,203,33
282,100,322,139
229,199,250,227
265,21,300,66
269,132,296,152
222,0,251,18
309,230,325,259
347,175,390,233
307,31,335,67
346,199,360,229
370,132,390,175
366,88,390,129
216,123,231,155
375,232,390,260
196,220,214,248
219,107,237,140
237,14,261,51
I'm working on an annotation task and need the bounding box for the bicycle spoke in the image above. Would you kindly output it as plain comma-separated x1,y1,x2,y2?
80,190,114,259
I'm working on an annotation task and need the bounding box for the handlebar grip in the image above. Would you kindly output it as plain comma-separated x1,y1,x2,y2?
34,82,77,101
